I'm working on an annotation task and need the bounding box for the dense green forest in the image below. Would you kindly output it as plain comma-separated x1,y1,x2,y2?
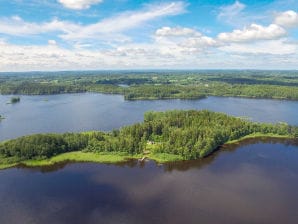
1,110,297,167
0,71,298,100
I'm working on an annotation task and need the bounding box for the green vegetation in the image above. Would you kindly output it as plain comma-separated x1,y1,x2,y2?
0,110,297,169
1,70,298,100
21,152,140,166
0,115,4,121
225,132,292,144
10,96,20,103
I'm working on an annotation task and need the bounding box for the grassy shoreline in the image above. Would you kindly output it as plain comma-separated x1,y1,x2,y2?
224,133,293,145
0,133,294,170
0,151,183,170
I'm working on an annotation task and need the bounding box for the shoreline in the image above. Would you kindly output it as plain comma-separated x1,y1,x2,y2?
0,133,294,170
1,91,298,101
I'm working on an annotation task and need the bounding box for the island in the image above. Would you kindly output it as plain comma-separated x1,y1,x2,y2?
10,96,20,103
0,110,297,170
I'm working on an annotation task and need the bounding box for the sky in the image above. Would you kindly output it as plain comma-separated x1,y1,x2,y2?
0,0,298,71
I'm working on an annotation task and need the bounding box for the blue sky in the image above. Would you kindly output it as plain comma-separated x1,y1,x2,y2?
0,0,298,71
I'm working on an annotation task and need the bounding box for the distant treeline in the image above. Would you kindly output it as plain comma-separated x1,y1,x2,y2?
1,110,297,163
0,72,298,100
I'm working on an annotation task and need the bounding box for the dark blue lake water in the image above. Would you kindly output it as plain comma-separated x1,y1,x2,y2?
0,94,298,224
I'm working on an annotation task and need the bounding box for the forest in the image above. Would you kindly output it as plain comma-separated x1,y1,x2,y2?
0,110,297,168
0,70,298,100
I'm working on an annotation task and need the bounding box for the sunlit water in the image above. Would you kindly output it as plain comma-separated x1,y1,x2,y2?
0,94,298,224
1,93,298,141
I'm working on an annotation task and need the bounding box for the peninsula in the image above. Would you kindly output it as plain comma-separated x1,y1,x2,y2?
0,110,297,169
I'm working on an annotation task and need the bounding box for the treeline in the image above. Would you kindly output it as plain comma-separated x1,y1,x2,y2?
1,110,297,162
0,82,87,95
1,81,298,101
1,72,298,100
2,82,297,100
202,83,298,100
0,133,90,159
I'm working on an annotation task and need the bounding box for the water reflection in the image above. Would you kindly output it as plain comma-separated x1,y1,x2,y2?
0,139,298,224
14,137,298,173
1,93,298,141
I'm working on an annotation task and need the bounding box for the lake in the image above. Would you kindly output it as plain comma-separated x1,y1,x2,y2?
1,93,298,141
0,94,298,224
0,138,297,224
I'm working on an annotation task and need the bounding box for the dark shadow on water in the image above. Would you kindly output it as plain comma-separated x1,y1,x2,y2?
163,137,298,171
15,137,298,173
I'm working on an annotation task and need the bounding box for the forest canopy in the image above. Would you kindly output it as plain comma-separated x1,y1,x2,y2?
1,71,298,100
0,110,297,167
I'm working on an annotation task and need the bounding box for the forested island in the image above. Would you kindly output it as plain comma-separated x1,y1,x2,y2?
10,96,20,104
0,110,297,169
0,70,298,100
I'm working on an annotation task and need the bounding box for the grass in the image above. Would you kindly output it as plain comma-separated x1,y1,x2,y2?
0,150,184,170
21,151,139,167
0,156,19,170
144,141,184,163
147,153,184,163
0,163,17,170
21,151,183,167
225,133,293,145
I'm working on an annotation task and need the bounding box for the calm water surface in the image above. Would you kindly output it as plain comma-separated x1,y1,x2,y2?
1,94,298,224
0,138,297,224
1,93,298,141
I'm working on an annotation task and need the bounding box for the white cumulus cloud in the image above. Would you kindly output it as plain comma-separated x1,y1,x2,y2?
217,24,287,43
48,40,57,45
154,27,217,56
274,10,298,28
58,0,103,10
155,27,201,37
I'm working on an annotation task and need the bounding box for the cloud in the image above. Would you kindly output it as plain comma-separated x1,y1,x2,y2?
0,38,297,71
274,10,298,28
0,16,79,36
219,39,297,55
61,2,187,40
1,2,298,71
218,1,246,25
155,27,201,37
217,24,287,43
153,27,217,57
48,40,57,45
0,2,186,43
58,0,103,10
0,40,107,71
